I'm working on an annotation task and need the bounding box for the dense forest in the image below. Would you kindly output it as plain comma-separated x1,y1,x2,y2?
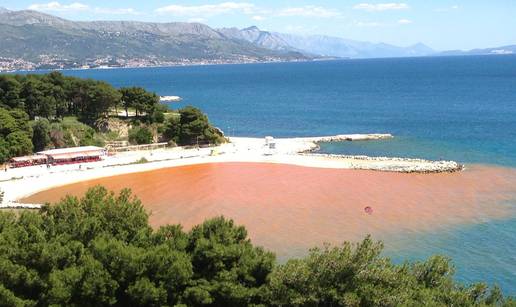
0,186,513,306
0,72,225,163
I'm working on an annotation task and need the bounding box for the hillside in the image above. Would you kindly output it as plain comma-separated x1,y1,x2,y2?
0,8,309,70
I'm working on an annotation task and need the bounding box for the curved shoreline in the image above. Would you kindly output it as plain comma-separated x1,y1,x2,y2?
0,134,464,208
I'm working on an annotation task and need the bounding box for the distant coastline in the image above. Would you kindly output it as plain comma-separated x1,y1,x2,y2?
4,53,516,74
0,57,338,74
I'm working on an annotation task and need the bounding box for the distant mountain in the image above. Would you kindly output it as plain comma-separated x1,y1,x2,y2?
439,45,516,56
219,26,435,58
219,26,295,52
0,8,308,70
273,33,435,58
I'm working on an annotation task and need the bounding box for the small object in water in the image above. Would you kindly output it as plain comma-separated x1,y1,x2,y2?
364,206,373,214
160,95,182,102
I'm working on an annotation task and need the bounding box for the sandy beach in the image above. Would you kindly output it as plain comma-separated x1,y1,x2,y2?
0,134,462,207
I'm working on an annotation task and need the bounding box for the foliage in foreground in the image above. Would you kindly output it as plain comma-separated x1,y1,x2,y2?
0,186,513,306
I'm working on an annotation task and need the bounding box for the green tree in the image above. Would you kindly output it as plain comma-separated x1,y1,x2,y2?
178,106,224,146
0,75,22,109
20,77,57,119
129,126,153,145
0,137,8,163
120,87,159,120
81,81,122,124
0,107,33,160
31,118,51,151
266,236,511,306
6,131,33,157
163,115,181,144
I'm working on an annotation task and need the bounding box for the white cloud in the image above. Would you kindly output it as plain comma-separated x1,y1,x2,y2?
29,1,89,12
252,15,265,21
398,18,412,24
277,5,339,18
353,3,409,11
28,2,138,15
155,2,255,16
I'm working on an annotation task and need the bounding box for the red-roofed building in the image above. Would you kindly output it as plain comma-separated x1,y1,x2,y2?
38,146,106,165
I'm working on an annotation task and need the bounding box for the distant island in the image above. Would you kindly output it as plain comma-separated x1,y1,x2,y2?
1,7,514,72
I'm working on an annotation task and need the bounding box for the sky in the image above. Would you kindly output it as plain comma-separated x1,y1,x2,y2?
2,0,516,50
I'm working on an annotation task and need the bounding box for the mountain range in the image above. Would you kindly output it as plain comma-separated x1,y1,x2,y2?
0,8,514,71
0,8,308,70
219,26,436,58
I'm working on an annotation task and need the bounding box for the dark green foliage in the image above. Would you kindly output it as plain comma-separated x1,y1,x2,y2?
0,187,274,306
163,106,225,146
0,75,23,109
5,131,33,157
266,238,514,307
0,107,32,162
163,115,181,144
119,87,160,121
128,126,153,145
0,73,221,160
31,119,51,151
1,72,122,124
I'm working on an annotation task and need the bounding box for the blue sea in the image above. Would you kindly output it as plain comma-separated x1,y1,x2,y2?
54,55,516,294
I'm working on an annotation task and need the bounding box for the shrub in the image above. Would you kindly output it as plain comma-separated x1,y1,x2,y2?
129,126,153,145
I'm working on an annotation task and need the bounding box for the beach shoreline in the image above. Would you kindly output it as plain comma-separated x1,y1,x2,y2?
0,134,463,208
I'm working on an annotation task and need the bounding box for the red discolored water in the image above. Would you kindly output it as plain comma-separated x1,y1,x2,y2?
22,163,516,258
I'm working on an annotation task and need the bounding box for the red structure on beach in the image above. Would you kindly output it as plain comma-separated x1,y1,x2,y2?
9,146,106,168
9,155,48,168
38,146,105,165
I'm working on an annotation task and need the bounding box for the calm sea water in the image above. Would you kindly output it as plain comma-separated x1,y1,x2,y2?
50,56,516,293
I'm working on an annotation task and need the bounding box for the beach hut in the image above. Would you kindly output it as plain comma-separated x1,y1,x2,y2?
38,146,106,165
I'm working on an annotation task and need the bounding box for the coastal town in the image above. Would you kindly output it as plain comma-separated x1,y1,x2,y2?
0,55,310,72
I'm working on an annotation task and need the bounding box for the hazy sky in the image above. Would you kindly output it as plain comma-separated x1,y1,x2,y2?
3,0,516,50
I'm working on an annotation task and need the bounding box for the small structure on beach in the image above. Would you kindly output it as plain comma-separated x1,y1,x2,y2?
264,136,276,155
9,155,48,168
38,146,106,165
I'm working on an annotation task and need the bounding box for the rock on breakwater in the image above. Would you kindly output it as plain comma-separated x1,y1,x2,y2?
301,133,394,143
302,153,464,173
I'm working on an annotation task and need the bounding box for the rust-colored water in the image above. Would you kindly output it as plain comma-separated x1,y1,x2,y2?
22,163,516,258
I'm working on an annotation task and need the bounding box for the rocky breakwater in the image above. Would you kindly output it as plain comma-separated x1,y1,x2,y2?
303,153,464,173
297,134,393,153
302,133,394,143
